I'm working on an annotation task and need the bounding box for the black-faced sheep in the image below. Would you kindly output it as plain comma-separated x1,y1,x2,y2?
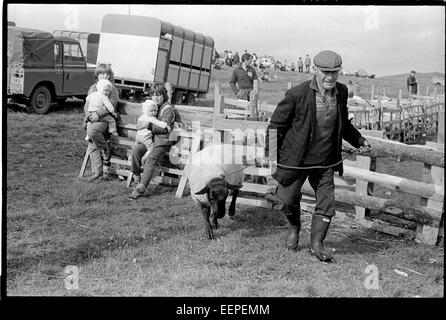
184,144,245,239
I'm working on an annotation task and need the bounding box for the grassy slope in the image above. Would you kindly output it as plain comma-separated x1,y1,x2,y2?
6,71,444,297
206,68,444,106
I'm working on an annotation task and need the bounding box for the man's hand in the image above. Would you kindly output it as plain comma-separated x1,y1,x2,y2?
357,139,372,154
255,153,276,168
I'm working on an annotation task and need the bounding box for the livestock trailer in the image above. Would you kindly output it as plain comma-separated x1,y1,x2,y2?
97,14,215,105
53,30,100,64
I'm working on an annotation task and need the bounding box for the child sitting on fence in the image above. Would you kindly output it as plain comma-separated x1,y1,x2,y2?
131,99,171,164
83,79,119,141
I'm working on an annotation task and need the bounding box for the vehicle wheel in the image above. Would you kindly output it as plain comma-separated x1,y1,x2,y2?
29,85,52,114
184,92,196,105
171,91,184,105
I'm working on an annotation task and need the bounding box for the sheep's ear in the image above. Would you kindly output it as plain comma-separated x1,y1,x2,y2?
195,186,209,195
227,183,242,190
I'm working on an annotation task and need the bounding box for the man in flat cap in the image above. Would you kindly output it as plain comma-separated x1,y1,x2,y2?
264,50,371,262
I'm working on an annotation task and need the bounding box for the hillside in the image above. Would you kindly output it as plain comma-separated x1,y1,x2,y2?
204,68,444,107
378,72,445,83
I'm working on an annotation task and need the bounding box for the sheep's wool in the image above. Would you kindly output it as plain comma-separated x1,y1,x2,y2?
185,144,245,204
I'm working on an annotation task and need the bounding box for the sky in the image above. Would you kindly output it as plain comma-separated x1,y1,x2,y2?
5,4,445,77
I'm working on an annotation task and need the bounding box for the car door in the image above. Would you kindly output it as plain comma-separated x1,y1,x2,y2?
53,42,64,95
62,41,87,95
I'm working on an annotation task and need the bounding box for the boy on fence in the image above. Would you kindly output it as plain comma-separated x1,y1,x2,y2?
83,79,119,141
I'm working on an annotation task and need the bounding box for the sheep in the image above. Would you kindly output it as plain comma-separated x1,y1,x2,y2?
184,144,245,239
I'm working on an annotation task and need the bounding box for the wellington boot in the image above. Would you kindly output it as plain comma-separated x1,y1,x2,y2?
309,214,334,262
283,206,301,251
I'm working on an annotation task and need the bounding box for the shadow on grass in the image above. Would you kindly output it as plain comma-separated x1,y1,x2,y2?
332,232,391,255
7,233,164,281
220,206,285,239
7,102,28,113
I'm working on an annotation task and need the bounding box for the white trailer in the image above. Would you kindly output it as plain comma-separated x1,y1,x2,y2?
97,14,214,105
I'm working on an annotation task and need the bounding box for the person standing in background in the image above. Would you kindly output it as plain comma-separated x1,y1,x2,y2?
297,57,304,73
407,70,418,96
305,54,311,73
229,53,258,101
232,51,240,67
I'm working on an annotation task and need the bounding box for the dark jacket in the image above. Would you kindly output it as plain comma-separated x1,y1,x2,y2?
146,102,176,147
229,65,257,94
265,79,365,186
407,76,417,94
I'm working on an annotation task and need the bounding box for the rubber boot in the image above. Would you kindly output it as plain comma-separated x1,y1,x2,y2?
282,205,301,251
309,214,334,262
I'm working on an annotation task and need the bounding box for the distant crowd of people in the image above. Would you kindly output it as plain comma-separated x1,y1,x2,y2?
212,49,259,70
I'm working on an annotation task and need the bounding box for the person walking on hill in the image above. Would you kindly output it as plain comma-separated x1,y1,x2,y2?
305,54,311,73
229,52,259,101
407,70,418,96
264,50,371,262
297,57,304,73
227,51,233,67
347,80,354,98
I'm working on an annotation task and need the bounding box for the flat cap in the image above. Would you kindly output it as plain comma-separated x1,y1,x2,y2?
314,50,342,71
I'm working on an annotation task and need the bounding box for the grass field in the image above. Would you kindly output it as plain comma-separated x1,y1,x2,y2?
6,69,444,297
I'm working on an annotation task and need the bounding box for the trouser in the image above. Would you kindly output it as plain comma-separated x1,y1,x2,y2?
298,66,303,73
276,167,336,218
86,121,110,175
236,89,252,101
130,143,171,187
101,114,117,134
305,65,310,73
135,135,154,153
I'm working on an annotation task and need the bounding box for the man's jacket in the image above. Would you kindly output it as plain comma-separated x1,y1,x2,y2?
265,79,365,186
407,76,417,93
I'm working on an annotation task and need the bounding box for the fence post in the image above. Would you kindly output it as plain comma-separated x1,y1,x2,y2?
214,93,225,116
425,86,430,97
383,86,387,97
377,95,383,130
370,85,375,100
253,79,259,94
249,91,259,118
434,86,437,99
438,111,445,144
417,164,444,245
287,82,292,90
355,155,377,226
214,81,220,98
165,82,173,103
214,93,229,144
